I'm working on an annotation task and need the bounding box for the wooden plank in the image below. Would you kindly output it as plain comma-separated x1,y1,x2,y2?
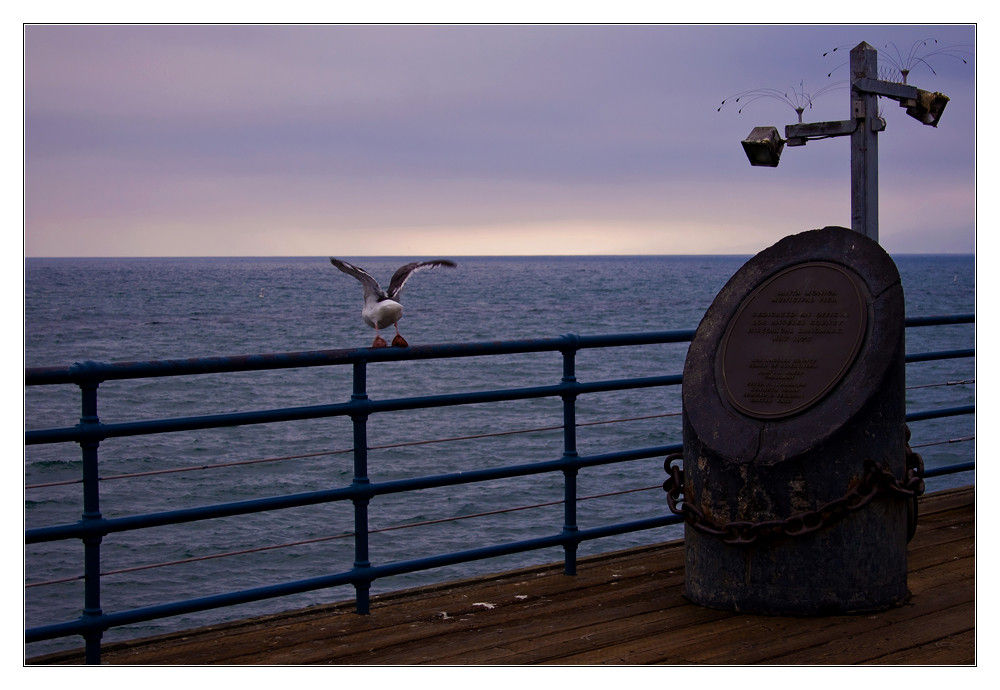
760,585,974,664
908,530,975,572
306,551,696,665
413,580,727,665
91,544,685,665
911,486,975,516
867,629,975,665
557,566,973,666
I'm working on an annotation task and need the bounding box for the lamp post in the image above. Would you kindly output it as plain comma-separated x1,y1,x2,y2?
740,42,949,243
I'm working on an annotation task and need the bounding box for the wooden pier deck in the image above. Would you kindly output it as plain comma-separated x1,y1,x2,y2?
30,486,974,665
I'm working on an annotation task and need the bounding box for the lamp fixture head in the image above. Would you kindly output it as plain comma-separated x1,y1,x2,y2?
903,89,949,127
741,126,785,167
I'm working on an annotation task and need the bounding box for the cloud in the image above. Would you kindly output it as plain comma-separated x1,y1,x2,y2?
24,24,976,256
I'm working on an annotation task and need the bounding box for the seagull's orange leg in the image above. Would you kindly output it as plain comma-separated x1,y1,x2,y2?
391,322,408,348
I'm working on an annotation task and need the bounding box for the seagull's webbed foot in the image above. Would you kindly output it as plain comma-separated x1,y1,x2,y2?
372,335,389,348
391,334,408,348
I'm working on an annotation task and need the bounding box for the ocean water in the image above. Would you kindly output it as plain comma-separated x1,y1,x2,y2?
24,254,975,655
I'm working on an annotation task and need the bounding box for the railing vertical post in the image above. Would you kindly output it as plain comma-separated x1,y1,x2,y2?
79,381,104,664
350,360,372,614
560,338,580,576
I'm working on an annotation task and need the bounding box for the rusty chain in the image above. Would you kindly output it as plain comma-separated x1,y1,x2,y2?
662,448,925,546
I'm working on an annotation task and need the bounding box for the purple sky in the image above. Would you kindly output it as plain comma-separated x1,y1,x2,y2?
24,24,976,257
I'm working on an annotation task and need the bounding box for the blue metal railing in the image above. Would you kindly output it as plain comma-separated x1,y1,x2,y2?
24,315,974,663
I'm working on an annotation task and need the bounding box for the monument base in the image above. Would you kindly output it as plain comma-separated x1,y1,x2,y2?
682,388,910,615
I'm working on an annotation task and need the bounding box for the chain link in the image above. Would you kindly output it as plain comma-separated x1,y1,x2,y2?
662,449,925,546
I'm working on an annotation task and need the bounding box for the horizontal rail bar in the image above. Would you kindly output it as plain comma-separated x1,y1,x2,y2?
369,444,682,499
24,316,974,388
29,485,669,589
905,348,976,364
26,512,686,644
25,375,685,445
25,330,699,386
26,565,362,642
347,515,684,584
903,314,975,327
26,443,683,544
906,405,976,423
922,462,975,478
26,484,359,544
25,400,354,445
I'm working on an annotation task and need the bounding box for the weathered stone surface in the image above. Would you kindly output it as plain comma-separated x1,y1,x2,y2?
681,226,908,615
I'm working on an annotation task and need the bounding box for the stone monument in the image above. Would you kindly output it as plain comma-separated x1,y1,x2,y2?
667,226,922,615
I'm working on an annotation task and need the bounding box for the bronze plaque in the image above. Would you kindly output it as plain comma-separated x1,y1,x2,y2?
720,262,869,419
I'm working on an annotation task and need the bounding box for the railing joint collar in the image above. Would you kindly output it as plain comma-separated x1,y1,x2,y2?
68,360,109,386
558,333,582,353
347,395,373,420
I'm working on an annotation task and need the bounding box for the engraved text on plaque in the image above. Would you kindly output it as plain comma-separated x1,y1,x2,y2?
719,262,868,419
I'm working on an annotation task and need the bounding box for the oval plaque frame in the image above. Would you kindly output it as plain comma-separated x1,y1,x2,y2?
719,261,869,419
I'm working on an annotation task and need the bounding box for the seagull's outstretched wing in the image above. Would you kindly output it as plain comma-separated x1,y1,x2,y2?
386,260,457,300
330,258,387,301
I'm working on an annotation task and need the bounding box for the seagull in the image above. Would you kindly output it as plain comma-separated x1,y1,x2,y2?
329,257,456,348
